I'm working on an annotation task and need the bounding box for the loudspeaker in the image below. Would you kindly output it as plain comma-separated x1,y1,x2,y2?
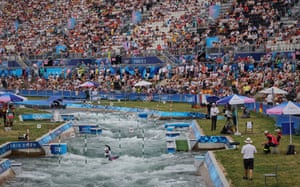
287,144,295,155
116,55,122,64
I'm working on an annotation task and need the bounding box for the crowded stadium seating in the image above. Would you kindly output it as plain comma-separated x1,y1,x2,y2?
0,0,299,101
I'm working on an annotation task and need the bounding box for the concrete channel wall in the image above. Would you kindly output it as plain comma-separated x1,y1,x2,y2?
0,121,74,184
191,120,230,187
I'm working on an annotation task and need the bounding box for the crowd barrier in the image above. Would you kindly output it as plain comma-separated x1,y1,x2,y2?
4,88,300,132
7,89,200,103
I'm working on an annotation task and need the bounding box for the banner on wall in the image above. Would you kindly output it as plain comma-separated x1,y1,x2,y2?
1,61,8,68
122,56,164,65
206,37,219,48
55,45,67,54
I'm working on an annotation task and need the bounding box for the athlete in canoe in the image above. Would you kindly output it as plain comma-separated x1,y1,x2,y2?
104,145,119,161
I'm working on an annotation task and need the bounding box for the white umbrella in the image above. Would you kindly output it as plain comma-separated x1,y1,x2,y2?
78,81,98,88
134,80,152,87
259,86,288,95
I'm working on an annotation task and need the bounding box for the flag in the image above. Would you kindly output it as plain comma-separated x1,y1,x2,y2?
67,17,76,30
209,5,220,19
15,20,19,31
132,11,142,24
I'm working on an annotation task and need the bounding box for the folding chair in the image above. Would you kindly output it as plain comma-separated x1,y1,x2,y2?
264,165,278,186
245,121,253,134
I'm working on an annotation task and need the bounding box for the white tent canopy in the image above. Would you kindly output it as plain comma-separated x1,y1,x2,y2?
259,86,288,95
282,101,300,115
267,101,300,144
134,80,152,87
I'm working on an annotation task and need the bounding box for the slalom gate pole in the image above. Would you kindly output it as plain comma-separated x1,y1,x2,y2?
119,129,121,155
142,128,145,159
84,134,87,164
58,136,61,165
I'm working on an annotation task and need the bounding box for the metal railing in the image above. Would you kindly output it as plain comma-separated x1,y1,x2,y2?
2,42,298,67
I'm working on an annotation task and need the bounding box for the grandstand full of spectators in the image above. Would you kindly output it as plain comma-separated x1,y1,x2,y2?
0,0,299,102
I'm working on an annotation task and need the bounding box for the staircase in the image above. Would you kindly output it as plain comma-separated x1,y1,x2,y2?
159,50,179,66
220,1,233,17
16,55,28,68
280,0,300,28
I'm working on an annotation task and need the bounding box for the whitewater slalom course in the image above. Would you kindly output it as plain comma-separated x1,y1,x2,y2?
0,103,234,187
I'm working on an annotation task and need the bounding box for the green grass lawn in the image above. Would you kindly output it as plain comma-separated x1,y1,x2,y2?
3,100,300,186
175,139,189,151
199,111,300,187
0,107,62,144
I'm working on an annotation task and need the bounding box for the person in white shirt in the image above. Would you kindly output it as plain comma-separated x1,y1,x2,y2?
210,103,219,131
266,94,273,105
241,137,257,180
104,144,119,161
104,145,112,159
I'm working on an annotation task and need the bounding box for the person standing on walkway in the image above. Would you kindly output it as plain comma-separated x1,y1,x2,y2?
241,137,257,180
210,103,219,131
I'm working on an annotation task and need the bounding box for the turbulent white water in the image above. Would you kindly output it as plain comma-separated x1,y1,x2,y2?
5,111,208,187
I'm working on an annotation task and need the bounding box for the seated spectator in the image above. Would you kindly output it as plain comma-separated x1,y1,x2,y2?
18,133,29,141
241,107,250,118
220,123,234,134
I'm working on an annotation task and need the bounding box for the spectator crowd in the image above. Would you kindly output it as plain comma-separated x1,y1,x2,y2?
0,0,299,102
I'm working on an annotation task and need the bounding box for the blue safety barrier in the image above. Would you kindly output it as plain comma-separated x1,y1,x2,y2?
9,142,41,150
205,152,230,187
166,132,180,137
20,113,53,121
90,128,102,135
138,113,148,118
198,136,228,143
78,125,99,134
0,159,11,175
61,115,75,121
167,147,176,154
38,122,73,145
164,123,190,128
50,143,68,155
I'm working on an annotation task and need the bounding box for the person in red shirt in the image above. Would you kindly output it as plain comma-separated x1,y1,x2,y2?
262,130,278,154
275,128,282,144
